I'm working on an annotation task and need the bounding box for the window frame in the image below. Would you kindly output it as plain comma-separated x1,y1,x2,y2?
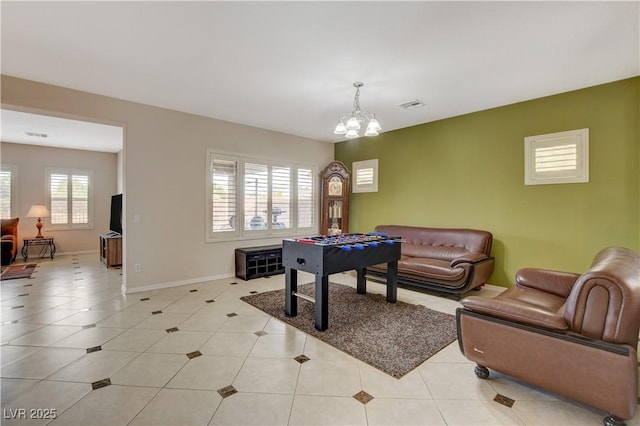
524,128,589,185
46,168,94,230
0,164,18,219
206,149,317,242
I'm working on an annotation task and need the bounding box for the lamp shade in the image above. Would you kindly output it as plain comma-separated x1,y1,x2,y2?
27,204,51,218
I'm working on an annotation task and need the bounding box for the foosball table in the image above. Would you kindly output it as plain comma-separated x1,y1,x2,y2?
283,233,402,331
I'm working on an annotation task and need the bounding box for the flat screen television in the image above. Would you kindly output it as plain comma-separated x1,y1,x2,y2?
109,194,123,235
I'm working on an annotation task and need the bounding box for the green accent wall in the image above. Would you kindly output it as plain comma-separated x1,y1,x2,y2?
336,77,639,287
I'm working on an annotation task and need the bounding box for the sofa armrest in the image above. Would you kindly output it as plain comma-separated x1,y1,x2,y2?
460,295,569,331
516,268,579,298
450,253,489,267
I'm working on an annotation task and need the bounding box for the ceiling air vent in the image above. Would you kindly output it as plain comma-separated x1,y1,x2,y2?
25,131,48,138
399,100,425,110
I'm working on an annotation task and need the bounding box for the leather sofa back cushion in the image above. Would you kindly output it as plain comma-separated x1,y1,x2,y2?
1,218,19,237
375,225,492,261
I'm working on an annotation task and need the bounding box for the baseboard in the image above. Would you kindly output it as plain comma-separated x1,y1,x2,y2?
124,273,235,294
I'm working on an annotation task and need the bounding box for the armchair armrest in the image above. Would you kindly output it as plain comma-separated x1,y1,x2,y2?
515,268,579,298
460,295,569,331
450,253,489,267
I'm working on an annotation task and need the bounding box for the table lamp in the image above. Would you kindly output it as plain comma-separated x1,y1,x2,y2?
26,204,51,238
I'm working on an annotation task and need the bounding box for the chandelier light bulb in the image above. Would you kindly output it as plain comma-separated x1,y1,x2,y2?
364,127,379,137
333,120,347,135
345,116,361,131
345,129,360,139
367,116,382,132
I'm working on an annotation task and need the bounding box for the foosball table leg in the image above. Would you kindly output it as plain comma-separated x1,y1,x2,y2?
314,275,329,331
356,268,366,294
285,268,298,317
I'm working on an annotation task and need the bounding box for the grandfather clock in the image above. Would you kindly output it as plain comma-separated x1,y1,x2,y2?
320,161,350,236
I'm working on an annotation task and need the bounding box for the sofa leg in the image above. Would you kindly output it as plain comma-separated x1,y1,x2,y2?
474,364,490,379
603,414,626,426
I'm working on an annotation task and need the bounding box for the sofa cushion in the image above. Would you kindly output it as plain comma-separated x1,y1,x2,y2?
399,257,467,282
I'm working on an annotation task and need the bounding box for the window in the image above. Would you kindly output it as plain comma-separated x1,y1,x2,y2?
352,159,379,193
207,150,316,241
47,169,93,229
0,165,17,219
525,129,589,185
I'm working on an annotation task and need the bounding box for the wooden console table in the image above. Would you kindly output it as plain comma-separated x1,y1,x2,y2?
22,237,56,261
100,233,122,268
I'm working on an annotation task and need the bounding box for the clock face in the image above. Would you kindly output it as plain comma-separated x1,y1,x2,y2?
328,177,343,196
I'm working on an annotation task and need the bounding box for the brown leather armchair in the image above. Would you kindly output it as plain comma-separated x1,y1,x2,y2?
1,218,19,265
457,247,640,426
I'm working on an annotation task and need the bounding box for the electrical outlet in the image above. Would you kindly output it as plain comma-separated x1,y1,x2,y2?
134,264,142,272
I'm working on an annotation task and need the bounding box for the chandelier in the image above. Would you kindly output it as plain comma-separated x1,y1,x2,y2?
333,82,382,139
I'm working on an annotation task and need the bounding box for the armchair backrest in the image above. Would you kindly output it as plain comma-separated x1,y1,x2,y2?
563,247,640,346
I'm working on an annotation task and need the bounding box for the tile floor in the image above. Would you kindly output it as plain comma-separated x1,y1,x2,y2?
1,254,638,425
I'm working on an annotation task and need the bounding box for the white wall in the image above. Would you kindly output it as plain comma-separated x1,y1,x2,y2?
1,142,118,255
1,75,334,293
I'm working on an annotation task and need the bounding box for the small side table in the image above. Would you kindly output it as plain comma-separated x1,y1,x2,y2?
22,237,56,261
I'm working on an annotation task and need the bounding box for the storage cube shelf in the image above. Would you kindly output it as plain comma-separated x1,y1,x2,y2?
235,244,284,280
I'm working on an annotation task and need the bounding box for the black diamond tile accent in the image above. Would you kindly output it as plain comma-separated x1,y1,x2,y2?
186,350,202,359
494,394,515,408
140,297,150,301
249,291,258,294
82,324,96,329
217,385,237,398
227,313,237,318
205,299,215,303
294,355,310,364
189,289,198,293
166,327,179,333
91,378,111,390
23,284,32,287
87,346,102,353
353,391,374,404
230,282,237,285
152,310,163,315
255,330,268,337
18,293,29,297
11,305,24,309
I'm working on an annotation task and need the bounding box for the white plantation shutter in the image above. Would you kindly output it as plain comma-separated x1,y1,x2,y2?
50,173,69,224
271,166,291,229
48,169,92,228
352,159,378,193
72,174,89,224
525,129,589,185
244,162,269,230
0,166,16,219
207,150,316,241
211,157,238,234
297,168,314,229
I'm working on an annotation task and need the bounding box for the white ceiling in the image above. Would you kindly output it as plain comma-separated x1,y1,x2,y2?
1,1,638,149
1,109,123,153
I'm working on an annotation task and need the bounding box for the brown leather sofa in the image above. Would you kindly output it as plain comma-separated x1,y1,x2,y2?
367,225,494,298
1,218,19,265
457,247,640,426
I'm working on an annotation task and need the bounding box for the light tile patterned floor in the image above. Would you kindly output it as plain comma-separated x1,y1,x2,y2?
1,254,638,425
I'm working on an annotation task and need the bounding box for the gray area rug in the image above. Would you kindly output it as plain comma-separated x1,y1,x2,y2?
240,282,457,378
